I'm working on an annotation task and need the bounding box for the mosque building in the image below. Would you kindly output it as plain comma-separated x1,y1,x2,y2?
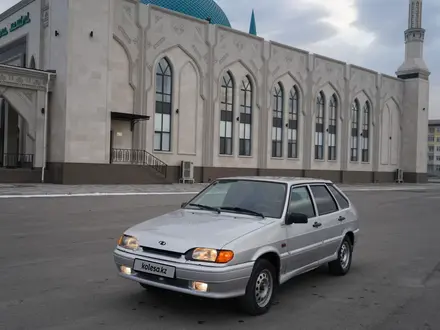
0,0,430,184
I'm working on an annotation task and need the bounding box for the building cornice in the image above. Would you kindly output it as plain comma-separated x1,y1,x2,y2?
396,68,430,80
0,64,56,91
404,27,426,43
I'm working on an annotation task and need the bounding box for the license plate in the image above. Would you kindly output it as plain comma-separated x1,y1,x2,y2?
133,259,176,279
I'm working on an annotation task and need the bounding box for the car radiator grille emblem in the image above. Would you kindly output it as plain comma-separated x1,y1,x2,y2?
158,241,166,246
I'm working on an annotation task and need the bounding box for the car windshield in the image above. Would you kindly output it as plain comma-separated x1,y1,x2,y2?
186,179,287,218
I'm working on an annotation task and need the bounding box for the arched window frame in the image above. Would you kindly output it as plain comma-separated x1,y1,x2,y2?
288,86,299,159
219,71,234,155
328,94,337,161
272,83,284,158
154,57,172,152
361,101,370,162
350,99,360,161
239,76,252,156
315,92,325,160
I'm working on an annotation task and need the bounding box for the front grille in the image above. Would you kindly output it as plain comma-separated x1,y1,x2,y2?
141,246,183,259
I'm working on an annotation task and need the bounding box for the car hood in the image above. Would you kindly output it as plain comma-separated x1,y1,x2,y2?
125,209,271,253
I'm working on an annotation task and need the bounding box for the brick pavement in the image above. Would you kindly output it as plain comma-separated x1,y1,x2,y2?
0,182,438,196
0,183,208,196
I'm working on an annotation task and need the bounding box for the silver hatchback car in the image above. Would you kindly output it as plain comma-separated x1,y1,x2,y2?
114,177,360,315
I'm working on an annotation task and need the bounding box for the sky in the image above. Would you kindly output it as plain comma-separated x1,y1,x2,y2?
1,0,439,118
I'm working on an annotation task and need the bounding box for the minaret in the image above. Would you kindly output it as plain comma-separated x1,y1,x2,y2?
396,0,430,78
249,9,257,36
398,0,430,182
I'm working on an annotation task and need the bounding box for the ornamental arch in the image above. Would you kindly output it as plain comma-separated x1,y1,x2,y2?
0,64,55,169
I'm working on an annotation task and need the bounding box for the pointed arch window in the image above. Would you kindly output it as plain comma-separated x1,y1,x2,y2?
350,99,360,161
288,87,299,158
328,94,337,161
154,58,172,152
239,76,252,156
362,101,370,162
220,71,234,155
272,83,284,158
315,92,325,160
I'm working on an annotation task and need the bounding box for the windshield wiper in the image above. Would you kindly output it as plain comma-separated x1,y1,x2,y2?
220,207,265,218
188,203,221,214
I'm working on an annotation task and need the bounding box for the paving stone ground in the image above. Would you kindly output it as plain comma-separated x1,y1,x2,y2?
2,188,440,329
0,182,438,196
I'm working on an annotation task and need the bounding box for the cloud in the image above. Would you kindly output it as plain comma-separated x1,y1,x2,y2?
352,0,440,117
217,0,338,44
218,0,440,118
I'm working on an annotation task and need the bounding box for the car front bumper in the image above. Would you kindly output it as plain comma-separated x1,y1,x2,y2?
113,249,254,299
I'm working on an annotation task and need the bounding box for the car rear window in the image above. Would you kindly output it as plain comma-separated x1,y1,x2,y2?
309,185,338,215
327,184,350,209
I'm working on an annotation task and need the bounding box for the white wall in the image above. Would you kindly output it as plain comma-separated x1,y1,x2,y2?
22,0,422,177
109,38,134,115
377,75,404,173
109,3,410,175
46,0,69,163
63,0,113,163
141,3,208,167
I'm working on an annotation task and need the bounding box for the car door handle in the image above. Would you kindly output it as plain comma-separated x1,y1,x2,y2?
338,216,346,222
313,222,322,228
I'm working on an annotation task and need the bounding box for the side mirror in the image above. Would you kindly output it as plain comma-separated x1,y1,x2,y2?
181,202,187,208
286,212,308,225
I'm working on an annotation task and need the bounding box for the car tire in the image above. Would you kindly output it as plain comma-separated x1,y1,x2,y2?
328,236,353,276
239,259,277,316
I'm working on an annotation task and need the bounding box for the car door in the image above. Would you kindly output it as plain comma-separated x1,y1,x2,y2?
308,184,345,260
285,185,324,273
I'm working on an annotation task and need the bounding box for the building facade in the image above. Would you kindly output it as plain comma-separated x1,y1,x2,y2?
428,120,440,174
0,0,431,184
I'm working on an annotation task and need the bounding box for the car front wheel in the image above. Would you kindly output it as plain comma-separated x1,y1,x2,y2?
240,259,277,316
329,236,353,276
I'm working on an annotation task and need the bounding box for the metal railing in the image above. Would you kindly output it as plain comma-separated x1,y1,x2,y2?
1,153,34,168
111,148,167,177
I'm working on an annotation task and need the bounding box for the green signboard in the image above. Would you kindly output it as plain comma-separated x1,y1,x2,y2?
0,12,31,40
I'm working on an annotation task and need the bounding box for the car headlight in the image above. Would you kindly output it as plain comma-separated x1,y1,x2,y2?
188,248,234,263
117,235,140,251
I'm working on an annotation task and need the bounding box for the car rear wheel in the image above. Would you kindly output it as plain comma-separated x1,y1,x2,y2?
329,236,353,276
239,259,277,316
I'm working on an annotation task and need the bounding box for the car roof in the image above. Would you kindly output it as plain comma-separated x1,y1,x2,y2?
215,176,333,185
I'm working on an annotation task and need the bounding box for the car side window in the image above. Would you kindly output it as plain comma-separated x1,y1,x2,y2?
288,186,316,218
327,184,350,209
309,185,338,215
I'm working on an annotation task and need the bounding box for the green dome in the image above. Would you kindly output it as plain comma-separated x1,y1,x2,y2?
141,0,231,27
